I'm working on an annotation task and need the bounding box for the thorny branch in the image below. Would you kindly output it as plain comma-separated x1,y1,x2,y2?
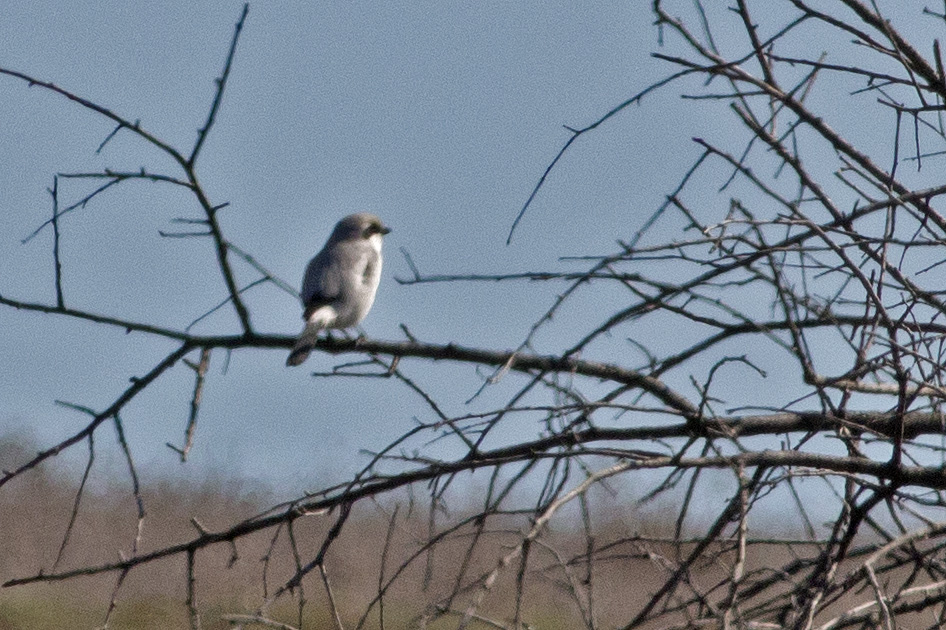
6,1,946,629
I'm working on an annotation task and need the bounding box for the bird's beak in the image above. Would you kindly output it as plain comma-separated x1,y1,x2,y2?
380,225,392,235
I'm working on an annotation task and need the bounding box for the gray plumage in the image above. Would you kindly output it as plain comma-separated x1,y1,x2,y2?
286,213,390,366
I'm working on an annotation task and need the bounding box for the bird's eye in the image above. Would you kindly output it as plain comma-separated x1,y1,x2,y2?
362,222,389,238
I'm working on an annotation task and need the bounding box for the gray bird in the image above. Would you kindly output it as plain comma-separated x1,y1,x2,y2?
286,213,391,366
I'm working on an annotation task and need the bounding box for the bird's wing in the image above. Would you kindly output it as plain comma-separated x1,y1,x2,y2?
301,241,370,319
301,246,342,317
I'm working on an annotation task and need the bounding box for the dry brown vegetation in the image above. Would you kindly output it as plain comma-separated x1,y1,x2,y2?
0,434,696,629
1,438,937,630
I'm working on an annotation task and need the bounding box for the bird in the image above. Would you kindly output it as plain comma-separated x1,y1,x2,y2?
286,213,391,366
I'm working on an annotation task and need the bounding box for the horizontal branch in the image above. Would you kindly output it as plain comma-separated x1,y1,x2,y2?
9,292,946,419
0,292,696,415
0,294,193,340
6,445,943,588
58,169,194,189
493,409,946,452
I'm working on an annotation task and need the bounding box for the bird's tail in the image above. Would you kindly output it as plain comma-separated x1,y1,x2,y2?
286,323,322,366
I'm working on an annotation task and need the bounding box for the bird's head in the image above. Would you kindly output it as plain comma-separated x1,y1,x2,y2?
331,213,391,244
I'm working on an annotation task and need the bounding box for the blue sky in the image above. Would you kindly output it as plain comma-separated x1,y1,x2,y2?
1,2,691,494
2,1,884,503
